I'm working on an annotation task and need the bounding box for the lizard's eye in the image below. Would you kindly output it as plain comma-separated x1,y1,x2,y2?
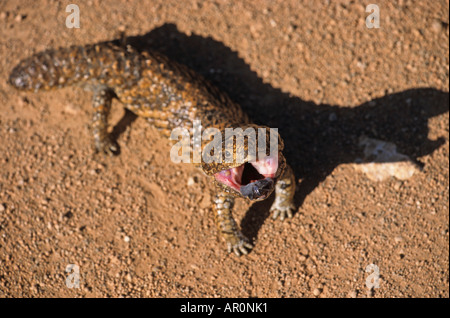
225,150,231,158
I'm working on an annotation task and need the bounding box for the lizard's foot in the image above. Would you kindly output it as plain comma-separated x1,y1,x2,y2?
226,232,253,256
270,202,295,221
95,137,119,156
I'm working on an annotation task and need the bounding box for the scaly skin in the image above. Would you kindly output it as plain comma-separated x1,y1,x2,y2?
9,41,296,256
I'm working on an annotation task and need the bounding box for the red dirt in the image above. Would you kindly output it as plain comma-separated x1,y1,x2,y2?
0,0,448,297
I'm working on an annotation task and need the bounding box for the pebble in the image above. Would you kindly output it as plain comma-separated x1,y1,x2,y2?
64,104,79,115
431,19,442,33
14,14,25,22
187,176,197,186
349,290,357,298
0,203,5,212
313,288,321,296
393,181,402,191
117,25,126,33
124,236,130,243
354,136,419,181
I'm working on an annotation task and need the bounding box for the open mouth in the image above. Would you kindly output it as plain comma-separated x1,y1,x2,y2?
214,156,278,200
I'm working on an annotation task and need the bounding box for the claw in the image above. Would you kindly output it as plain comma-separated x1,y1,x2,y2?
226,233,253,256
271,204,295,221
95,137,119,156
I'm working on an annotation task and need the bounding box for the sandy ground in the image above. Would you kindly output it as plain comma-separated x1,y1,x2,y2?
0,0,448,298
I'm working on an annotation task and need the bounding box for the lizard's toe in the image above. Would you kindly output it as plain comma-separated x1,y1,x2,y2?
226,233,253,256
271,204,295,221
95,137,119,156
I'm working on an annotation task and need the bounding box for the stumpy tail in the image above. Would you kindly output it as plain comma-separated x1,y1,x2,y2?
9,43,141,92
9,46,85,91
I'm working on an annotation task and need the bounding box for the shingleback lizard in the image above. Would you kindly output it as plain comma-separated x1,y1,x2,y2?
8,40,296,256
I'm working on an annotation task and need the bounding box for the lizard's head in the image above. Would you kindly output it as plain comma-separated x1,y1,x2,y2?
201,125,286,201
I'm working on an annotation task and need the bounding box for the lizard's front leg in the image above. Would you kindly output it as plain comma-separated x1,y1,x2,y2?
92,86,119,155
271,164,296,220
213,192,253,256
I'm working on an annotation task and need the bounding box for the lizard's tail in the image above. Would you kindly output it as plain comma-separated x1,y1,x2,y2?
9,45,93,91
9,43,142,92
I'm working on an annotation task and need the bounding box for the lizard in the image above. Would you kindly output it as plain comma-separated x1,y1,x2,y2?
8,40,296,256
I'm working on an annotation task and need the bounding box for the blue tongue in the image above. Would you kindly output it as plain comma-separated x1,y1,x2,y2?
240,177,274,200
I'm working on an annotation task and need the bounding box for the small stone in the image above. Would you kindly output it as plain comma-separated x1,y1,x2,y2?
431,19,443,33
187,176,197,186
356,60,366,69
14,14,25,22
353,136,420,181
313,288,321,296
393,181,402,191
0,203,5,212
64,103,79,115
124,236,130,243
349,290,357,298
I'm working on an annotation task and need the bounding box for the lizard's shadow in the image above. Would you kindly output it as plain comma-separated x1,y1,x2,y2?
122,23,448,244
